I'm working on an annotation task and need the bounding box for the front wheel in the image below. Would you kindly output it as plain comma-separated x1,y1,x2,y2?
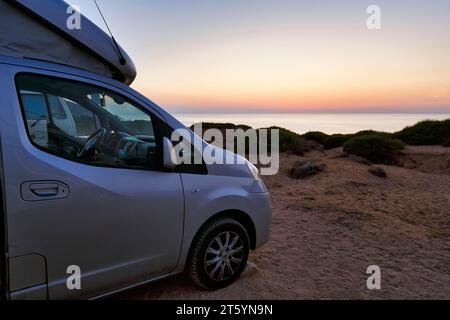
187,217,250,289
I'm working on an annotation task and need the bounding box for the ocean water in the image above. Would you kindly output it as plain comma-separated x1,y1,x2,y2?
173,113,450,135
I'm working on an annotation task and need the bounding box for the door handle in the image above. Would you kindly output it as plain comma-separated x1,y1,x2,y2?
29,183,59,197
21,181,70,202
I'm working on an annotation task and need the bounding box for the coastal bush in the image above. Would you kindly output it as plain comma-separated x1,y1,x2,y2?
323,131,392,150
302,131,329,145
323,134,352,150
266,127,305,156
189,122,255,154
343,134,405,164
393,119,450,146
188,123,305,156
354,130,391,138
289,160,326,179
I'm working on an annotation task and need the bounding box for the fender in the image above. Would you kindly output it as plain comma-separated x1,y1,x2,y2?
176,188,257,273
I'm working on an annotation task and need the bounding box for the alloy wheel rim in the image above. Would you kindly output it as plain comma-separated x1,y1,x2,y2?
204,231,244,281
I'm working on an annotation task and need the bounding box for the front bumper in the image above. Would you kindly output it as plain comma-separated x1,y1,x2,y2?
249,192,272,249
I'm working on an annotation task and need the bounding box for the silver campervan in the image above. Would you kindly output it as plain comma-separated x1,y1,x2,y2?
0,0,271,300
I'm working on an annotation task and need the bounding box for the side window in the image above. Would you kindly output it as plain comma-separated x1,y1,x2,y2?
63,99,99,137
17,74,162,170
21,92,48,120
47,95,67,120
20,91,49,147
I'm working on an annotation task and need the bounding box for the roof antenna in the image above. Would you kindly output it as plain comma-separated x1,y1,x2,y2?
93,0,127,66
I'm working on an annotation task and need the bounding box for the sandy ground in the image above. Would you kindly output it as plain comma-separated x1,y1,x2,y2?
117,146,450,300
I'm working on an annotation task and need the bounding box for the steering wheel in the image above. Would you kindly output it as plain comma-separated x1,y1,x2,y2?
114,132,139,159
77,128,107,158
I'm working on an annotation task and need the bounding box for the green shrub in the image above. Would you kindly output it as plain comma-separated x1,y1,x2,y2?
289,160,326,179
393,119,450,146
302,131,329,145
323,134,352,150
343,134,405,164
188,123,304,156
265,126,305,155
323,131,392,150
354,130,391,138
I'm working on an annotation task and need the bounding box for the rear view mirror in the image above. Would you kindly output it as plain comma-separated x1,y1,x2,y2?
162,137,178,169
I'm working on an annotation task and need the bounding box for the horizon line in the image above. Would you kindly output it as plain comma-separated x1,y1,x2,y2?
169,110,450,115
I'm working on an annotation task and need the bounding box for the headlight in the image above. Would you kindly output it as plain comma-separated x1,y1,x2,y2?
246,161,261,181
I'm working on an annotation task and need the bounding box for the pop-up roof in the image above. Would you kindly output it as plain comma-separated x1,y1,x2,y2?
0,0,137,85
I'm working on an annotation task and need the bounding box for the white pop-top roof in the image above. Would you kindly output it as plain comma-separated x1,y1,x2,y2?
0,0,137,85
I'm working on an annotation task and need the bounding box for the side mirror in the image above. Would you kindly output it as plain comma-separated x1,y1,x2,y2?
162,137,178,169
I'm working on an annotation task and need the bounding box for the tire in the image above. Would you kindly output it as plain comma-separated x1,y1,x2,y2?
187,217,250,290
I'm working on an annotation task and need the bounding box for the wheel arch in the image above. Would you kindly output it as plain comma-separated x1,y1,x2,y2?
185,209,257,271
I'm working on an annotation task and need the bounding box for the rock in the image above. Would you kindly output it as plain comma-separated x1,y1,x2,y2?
289,160,326,179
348,154,371,165
241,262,259,278
369,167,387,178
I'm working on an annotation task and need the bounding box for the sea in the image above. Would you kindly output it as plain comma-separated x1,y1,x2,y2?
173,113,450,135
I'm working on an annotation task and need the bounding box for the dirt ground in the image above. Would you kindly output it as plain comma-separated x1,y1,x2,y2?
117,146,450,300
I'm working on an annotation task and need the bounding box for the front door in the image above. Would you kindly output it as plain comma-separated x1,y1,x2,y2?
0,68,184,299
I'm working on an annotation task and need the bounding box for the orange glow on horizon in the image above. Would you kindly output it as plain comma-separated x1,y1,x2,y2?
136,82,450,112
124,2,450,113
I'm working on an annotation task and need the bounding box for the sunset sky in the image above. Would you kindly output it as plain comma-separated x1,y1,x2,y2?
70,0,450,113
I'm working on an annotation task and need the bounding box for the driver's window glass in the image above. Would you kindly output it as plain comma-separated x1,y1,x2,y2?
16,74,161,170
64,99,99,137
20,91,50,147
47,95,67,120
21,92,48,120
